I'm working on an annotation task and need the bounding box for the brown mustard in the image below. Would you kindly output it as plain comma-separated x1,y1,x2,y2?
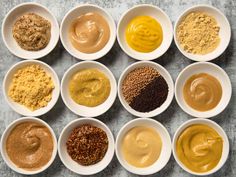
183,73,222,111
6,122,54,170
69,12,110,53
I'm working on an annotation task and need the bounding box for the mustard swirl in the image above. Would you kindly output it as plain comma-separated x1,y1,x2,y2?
176,124,223,173
125,16,163,53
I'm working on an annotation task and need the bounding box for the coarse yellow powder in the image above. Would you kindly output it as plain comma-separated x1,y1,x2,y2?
8,65,54,111
177,11,220,55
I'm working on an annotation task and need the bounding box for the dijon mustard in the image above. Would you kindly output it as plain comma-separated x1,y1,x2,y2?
176,124,223,173
69,68,110,107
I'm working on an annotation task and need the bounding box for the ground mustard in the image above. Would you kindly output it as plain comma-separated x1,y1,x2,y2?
125,16,163,53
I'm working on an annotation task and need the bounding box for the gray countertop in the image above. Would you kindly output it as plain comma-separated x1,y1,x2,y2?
0,0,235,177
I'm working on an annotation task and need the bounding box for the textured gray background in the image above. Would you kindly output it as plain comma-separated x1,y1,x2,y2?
0,0,235,176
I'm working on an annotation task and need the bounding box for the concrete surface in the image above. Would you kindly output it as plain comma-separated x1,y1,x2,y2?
0,0,235,176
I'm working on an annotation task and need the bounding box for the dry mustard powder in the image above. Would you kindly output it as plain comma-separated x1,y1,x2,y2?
8,65,54,111
177,12,220,55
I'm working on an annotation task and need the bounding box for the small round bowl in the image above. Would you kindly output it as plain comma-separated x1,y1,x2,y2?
116,118,172,175
174,4,231,61
2,2,60,60
3,60,60,117
61,61,117,117
118,61,174,117
172,118,229,176
175,62,231,118
58,117,115,175
0,117,57,175
60,4,116,61
117,4,173,60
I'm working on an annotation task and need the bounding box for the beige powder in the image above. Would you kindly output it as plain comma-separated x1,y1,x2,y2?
8,65,54,111
177,12,220,55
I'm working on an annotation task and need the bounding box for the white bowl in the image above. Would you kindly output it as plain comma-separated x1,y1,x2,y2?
175,62,231,118
118,61,174,117
116,118,172,175
0,117,57,175
2,2,60,60
58,117,115,175
3,60,60,117
60,4,116,61
117,4,173,60
172,118,229,175
174,4,231,61
61,61,117,117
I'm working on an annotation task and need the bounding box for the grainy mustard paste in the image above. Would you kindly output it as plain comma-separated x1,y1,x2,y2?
176,124,223,173
122,126,162,167
12,13,51,51
69,68,110,107
125,16,163,53
183,73,222,111
8,65,54,111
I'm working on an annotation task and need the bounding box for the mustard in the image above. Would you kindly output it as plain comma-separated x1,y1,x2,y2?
176,124,223,173
121,126,162,167
125,16,163,53
183,73,222,111
69,68,111,107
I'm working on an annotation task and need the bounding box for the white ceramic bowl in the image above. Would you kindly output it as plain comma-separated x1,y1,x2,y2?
61,61,117,117
3,60,60,117
60,4,116,61
58,117,115,175
118,61,174,117
0,117,57,175
175,62,231,118
172,118,229,175
2,2,60,60
174,4,231,61
117,4,173,60
116,118,172,175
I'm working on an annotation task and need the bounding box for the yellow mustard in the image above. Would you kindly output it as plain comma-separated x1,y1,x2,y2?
121,126,162,167
125,16,163,53
176,124,223,173
69,68,111,107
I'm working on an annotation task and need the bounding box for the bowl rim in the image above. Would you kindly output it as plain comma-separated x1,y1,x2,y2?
1,2,60,60
117,3,173,61
57,117,115,175
0,117,58,175
115,117,172,175
60,60,117,117
2,59,60,117
60,3,116,61
172,118,229,176
175,61,232,118
173,4,231,62
118,61,174,117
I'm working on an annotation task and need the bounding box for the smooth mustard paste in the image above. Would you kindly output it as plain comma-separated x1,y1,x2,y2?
6,122,53,170
121,126,162,167
176,124,223,173
69,68,111,107
69,12,110,53
183,73,222,111
125,16,163,53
